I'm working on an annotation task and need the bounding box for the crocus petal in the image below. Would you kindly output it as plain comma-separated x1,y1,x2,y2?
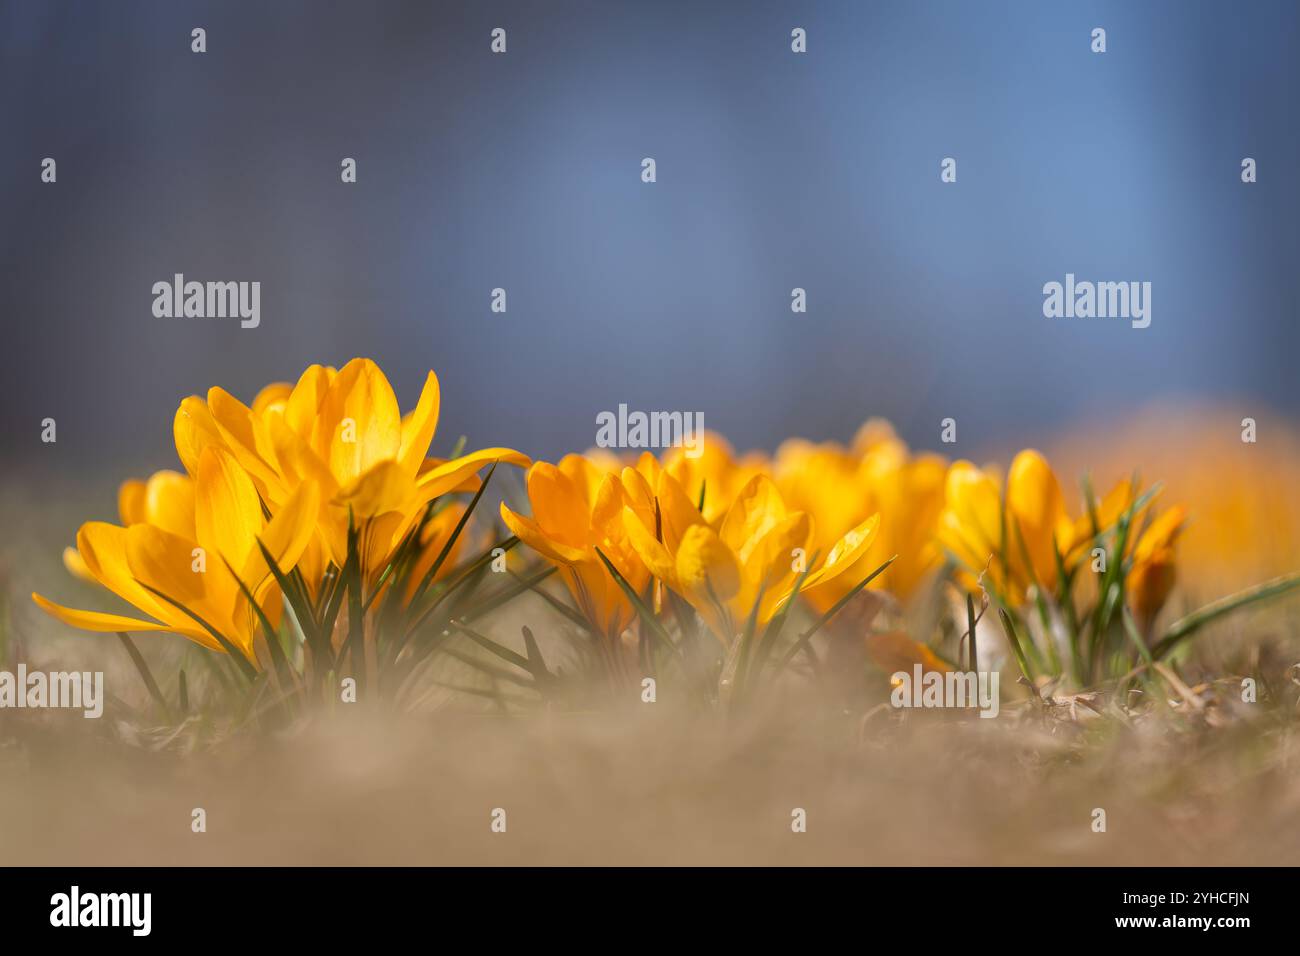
803,513,881,592
741,511,811,618
415,447,531,503
239,479,323,599
144,470,196,540
76,522,174,623
173,395,224,477
285,364,335,439
195,447,264,569
207,386,284,495
62,546,93,582
522,461,589,548
720,474,788,563
31,593,175,635
118,479,147,525
1006,449,1067,583
653,470,707,552
621,505,677,582
500,502,588,564
675,523,741,602
334,460,415,519
397,371,441,478
251,381,293,417
318,358,402,486
126,524,207,605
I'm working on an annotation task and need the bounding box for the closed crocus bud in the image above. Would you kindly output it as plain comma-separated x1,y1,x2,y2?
1128,547,1178,625
1126,506,1187,626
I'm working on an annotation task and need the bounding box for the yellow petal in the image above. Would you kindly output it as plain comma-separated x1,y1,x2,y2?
590,473,628,538
285,364,335,438
173,395,223,477
803,513,881,592
1133,505,1188,562
63,546,93,582
415,447,531,503
528,461,590,543
1006,449,1067,583
398,371,441,477
317,358,402,486
500,502,588,564
741,511,811,618
251,382,293,417
940,461,1002,569
558,454,606,507
195,446,264,569
242,479,323,596
126,524,207,605
117,479,147,525
207,386,284,494
621,505,677,582
31,593,175,635
334,460,415,518
144,470,196,539
653,470,708,551
76,522,174,623
720,474,788,563
267,412,336,498
675,524,740,602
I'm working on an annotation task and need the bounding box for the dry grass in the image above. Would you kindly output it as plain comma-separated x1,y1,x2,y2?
3,669,1300,866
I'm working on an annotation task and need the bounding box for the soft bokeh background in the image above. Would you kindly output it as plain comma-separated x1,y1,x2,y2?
2,0,1297,478
3,2,1300,870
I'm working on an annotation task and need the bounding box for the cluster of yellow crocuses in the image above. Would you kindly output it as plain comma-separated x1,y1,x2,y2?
34,358,1190,684
509,421,1188,658
35,359,529,666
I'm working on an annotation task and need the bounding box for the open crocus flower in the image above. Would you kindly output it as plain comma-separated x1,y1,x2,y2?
501,455,650,642
173,358,529,587
773,428,948,608
34,448,321,665
621,471,880,645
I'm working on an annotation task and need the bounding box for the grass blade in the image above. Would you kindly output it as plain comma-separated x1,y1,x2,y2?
115,631,172,720
1152,571,1300,659
777,556,896,672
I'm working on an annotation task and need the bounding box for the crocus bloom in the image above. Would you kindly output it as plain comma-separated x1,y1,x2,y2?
1126,505,1188,626
621,471,880,644
773,429,948,607
173,358,529,584
501,455,651,642
34,448,320,664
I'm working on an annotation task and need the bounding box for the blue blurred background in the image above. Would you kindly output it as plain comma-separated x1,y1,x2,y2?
3,0,1297,474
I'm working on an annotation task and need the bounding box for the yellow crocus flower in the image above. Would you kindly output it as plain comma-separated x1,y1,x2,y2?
501,455,651,642
772,430,947,607
621,471,880,644
501,455,655,642
172,358,529,582
34,448,320,664
939,449,1185,612
938,450,1077,600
